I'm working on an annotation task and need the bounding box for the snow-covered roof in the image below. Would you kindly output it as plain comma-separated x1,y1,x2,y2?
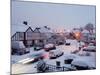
81,30,89,34
39,27,53,33
11,25,36,36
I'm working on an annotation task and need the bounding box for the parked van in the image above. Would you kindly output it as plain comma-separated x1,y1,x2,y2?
11,41,30,55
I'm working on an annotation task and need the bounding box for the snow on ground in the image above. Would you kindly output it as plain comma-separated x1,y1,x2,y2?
11,63,37,74
11,47,45,64
11,47,46,74
11,41,96,74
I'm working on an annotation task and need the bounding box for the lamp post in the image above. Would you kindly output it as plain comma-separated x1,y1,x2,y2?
23,21,31,52
74,32,81,51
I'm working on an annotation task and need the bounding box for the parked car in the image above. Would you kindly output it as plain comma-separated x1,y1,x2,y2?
44,44,56,51
83,43,96,52
90,40,96,46
18,52,45,64
64,54,78,64
11,41,30,55
71,59,95,70
49,49,64,59
65,39,76,45
65,40,71,45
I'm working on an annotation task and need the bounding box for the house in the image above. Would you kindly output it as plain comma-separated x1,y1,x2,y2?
11,27,47,47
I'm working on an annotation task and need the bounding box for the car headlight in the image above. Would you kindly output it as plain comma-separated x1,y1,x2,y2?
18,58,31,63
18,58,34,64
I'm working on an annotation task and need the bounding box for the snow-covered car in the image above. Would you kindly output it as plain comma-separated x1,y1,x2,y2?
79,41,85,48
83,43,96,52
65,40,71,45
90,40,96,46
65,39,78,46
49,50,64,59
64,54,78,64
18,53,45,64
78,43,96,56
11,41,30,55
44,44,56,51
71,59,95,70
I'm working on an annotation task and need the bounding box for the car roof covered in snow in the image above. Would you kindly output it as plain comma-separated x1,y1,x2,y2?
64,54,79,60
49,49,62,53
83,46,95,50
44,43,54,48
71,59,89,67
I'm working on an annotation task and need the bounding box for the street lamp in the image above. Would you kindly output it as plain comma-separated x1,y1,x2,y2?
74,32,81,40
23,21,31,52
74,32,82,51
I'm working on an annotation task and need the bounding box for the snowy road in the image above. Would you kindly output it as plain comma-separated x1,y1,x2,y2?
11,63,37,74
11,44,96,74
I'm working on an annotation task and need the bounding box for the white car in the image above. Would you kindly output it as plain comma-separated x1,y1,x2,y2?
83,43,96,52
44,44,56,51
78,43,96,56
49,50,63,59
65,40,71,45
11,41,30,55
64,54,78,64
65,39,78,46
71,59,95,70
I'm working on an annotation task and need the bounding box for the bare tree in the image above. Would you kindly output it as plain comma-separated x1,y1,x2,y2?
85,23,94,33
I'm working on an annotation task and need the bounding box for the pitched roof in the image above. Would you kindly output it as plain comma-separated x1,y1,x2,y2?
33,28,41,33
11,25,35,36
25,26,34,32
11,25,28,36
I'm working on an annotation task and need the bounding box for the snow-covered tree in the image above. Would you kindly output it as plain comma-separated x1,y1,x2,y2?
85,23,94,33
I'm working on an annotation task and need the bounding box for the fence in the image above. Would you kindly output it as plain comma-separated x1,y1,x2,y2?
37,64,75,73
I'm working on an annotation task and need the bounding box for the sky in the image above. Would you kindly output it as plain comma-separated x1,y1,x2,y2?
11,1,96,31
